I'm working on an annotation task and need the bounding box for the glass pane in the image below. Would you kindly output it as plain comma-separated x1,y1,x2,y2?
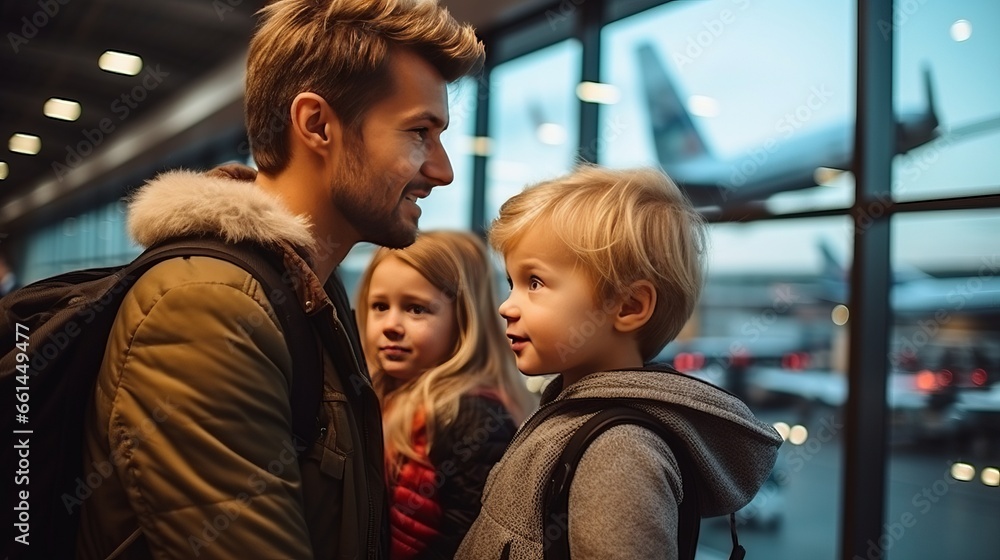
485,39,581,222
655,217,852,560
893,1,1000,201
600,0,855,214
887,210,1000,559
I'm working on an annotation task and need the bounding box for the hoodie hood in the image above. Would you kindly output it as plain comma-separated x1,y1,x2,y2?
537,367,783,516
127,166,316,254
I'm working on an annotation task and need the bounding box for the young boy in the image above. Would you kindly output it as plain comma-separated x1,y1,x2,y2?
456,166,783,559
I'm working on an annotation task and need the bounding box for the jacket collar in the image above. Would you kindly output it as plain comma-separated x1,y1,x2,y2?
127,165,316,256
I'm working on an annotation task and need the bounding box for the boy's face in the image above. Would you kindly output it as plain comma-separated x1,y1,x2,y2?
365,257,458,382
499,228,628,385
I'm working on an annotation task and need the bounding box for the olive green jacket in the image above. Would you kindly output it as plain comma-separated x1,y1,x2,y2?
76,166,387,559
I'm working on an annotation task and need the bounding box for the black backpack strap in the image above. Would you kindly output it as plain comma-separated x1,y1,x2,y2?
542,406,700,560
128,238,322,446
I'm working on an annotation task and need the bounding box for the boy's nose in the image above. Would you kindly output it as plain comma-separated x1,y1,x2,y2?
498,297,518,321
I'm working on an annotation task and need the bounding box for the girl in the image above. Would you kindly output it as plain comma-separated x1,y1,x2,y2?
357,230,536,560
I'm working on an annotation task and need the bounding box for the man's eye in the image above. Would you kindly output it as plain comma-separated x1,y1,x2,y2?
411,128,429,141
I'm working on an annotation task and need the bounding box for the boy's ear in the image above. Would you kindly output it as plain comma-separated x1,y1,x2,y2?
289,92,344,161
613,280,657,334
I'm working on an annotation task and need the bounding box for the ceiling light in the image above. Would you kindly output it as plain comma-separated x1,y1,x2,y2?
0,162,8,180
688,95,720,118
9,134,41,155
576,82,621,105
536,123,567,146
98,50,143,76
44,98,82,121
468,136,492,157
950,19,972,42
950,462,975,482
831,304,849,326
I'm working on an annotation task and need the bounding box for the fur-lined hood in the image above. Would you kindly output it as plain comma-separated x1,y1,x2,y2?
127,166,316,253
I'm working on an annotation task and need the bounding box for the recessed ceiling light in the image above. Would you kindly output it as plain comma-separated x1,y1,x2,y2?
44,98,82,121
950,19,972,42
536,123,567,146
0,161,8,180
98,50,143,76
688,95,720,118
576,82,621,105
9,133,41,155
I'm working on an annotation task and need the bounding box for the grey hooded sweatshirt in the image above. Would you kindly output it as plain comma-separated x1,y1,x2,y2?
455,366,783,559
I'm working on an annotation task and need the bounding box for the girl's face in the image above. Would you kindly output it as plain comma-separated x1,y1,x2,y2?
365,257,459,382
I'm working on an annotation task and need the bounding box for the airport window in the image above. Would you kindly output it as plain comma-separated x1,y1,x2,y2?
20,199,138,284
886,209,1000,559
599,0,856,214
485,39,582,223
892,0,1000,202
656,216,851,558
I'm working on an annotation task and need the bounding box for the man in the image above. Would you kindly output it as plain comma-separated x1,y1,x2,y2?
75,1,484,558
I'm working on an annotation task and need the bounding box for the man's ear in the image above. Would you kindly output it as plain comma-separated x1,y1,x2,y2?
289,92,344,160
613,280,657,334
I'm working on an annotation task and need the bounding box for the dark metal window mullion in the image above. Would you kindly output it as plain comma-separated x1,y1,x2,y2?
841,1,894,559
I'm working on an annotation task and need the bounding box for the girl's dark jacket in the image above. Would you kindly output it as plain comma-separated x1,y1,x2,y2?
75,166,387,559
390,394,516,560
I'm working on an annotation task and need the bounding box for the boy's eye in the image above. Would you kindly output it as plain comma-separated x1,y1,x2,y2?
529,276,543,290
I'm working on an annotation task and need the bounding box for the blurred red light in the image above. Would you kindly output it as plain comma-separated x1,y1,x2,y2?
916,370,937,392
729,350,751,368
675,352,692,372
937,369,953,386
972,368,988,386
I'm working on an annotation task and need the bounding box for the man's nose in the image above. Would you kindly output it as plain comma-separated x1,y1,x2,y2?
421,140,454,187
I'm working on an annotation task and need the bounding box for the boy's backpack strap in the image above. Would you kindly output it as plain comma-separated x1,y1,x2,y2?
131,237,323,445
542,405,700,560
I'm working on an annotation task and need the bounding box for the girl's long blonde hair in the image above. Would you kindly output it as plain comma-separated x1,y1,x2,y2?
356,231,535,478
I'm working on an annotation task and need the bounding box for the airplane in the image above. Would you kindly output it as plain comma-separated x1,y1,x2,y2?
636,42,1000,209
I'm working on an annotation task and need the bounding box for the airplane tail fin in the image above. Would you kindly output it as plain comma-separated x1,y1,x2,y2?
818,239,848,304
636,43,712,165
897,64,940,152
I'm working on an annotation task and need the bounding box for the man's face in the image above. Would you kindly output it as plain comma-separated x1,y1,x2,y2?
331,49,453,249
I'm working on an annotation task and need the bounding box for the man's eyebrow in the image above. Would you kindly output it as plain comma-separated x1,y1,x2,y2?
407,111,448,131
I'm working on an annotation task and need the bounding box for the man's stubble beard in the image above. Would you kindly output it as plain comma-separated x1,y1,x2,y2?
331,150,418,250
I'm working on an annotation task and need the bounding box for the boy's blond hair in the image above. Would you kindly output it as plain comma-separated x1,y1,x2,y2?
489,166,707,362
246,0,484,174
357,231,535,477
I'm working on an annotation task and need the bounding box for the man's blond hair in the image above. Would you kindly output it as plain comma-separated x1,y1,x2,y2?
489,166,707,361
246,0,485,174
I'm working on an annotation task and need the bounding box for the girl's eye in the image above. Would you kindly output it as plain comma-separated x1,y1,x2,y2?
408,305,427,315
371,302,388,312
